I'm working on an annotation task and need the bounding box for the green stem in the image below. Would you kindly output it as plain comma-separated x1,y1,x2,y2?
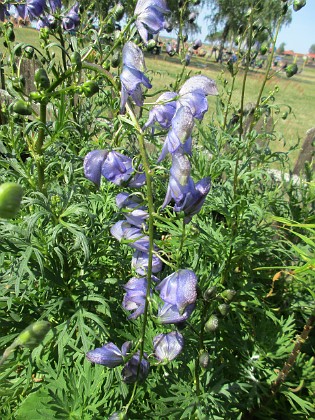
35,101,47,192
177,219,186,268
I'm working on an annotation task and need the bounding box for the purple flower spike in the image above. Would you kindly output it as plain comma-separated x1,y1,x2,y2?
120,42,152,113
178,75,218,120
132,249,163,275
122,351,150,383
123,277,148,319
156,269,198,314
86,342,125,367
135,0,169,44
143,92,177,132
83,149,108,187
16,0,45,20
153,331,184,362
158,106,194,162
110,221,150,252
157,302,195,324
37,15,56,30
62,2,80,32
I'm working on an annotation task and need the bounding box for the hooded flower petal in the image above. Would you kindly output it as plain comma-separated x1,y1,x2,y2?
83,149,108,187
157,302,195,324
143,92,177,131
122,351,150,383
86,342,124,367
135,0,169,44
132,249,163,275
156,269,198,314
123,277,148,319
120,42,152,113
153,331,184,362
101,151,145,187
62,2,80,31
48,0,62,13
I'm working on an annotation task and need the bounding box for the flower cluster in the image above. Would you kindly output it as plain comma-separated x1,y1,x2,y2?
85,0,217,386
12,1,80,32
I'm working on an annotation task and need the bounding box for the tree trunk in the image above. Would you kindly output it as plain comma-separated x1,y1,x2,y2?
217,22,230,63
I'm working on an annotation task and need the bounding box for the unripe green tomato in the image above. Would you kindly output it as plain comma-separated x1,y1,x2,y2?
204,314,219,332
35,68,50,90
199,351,210,368
0,182,23,219
12,99,32,116
14,320,51,349
111,52,121,68
70,51,82,71
82,80,99,97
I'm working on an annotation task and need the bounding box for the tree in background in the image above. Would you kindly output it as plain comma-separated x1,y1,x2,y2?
277,42,286,54
205,0,292,62
309,44,315,54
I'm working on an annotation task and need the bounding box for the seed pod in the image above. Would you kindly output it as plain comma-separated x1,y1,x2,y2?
221,289,236,302
82,80,99,97
199,351,210,369
204,314,219,332
24,46,34,59
218,303,230,316
111,52,121,68
35,68,50,90
12,99,32,116
285,63,298,78
203,286,217,301
70,51,82,71
0,182,23,219
293,0,306,12
260,44,268,55
14,321,51,349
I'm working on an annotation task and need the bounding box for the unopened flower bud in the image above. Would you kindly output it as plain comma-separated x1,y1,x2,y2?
147,39,156,51
12,100,32,116
114,4,125,21
285,63,298,78
204,314,219,332
293,0,306,12
221,289,236,302
34,68,50,90
203,286,217,301
199,351,209,368
82,80,99,97
111,52,121,68
218,303,230,316
70,51,82,71
0,182,23,219
14,321,51,349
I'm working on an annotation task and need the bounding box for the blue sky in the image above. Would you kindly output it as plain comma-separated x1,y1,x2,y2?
161,2,315,54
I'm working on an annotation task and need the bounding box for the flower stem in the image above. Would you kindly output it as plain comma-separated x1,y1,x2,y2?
35,101,47,192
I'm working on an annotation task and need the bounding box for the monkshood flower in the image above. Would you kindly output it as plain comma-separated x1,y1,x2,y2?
0,4,10,21
162,153,211,223
84,150,145,188
86,341,131,367
16,0,46,20
192,39,202,50
116,192,148,228
62,2,80,32
156,269,197,314
110,220,149,252
120,41,152,113
48,0,61,13
188,12,197,23
135,0,169,44
122,351,150,383
143,91,177,132
157,302,195,324
36,15,55,30
158,106,194,162
132,249,163,275
153,331,184,362
123,276,148,319
177,75,218,120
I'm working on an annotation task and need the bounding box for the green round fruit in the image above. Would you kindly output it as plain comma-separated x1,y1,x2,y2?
0,182,24,219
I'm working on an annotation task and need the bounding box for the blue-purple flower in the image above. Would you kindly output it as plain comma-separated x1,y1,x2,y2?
110,221,149,252
162,152,211,223
153,331,184,362
84,150,145,188
86,341,131,367
177,75,218,120
62,2,80,32
143,91,177,132
192,39,202,50
156,269,198,314
158,106,194,162
120,41,152,113
122,351,150,383
123,277,148,319
16,0,46,20
36,15,55,30
48,0,61,13
132,249,163,275
135,0,169,44
0,4,10,21
157,302,195,324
